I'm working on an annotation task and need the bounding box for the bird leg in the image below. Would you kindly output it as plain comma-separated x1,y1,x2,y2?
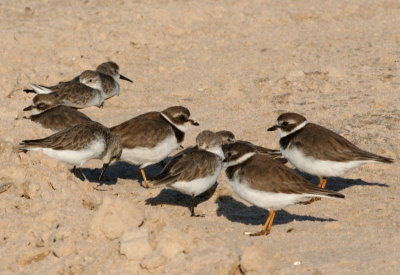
79,168,88,181
98,163,109,181
318,176,328,189
299,177,328,204
308,176,328,202
246,210,276,236
140,168,149,188
189,195,204,217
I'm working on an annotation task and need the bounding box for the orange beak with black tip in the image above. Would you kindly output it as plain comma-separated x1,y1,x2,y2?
267,125,279,131
23,105,33,111
189,119,199,126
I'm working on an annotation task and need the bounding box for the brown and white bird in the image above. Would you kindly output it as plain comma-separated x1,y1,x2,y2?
215,130,287,163
24,61,132,100
95,61,133,99
22,95,92,131
19,121,122,180
110,106,199,188
268,112,393,189
24,71,106,109
223,142,344,236
153,131,224,216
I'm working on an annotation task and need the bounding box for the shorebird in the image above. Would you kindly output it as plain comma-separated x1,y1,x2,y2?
268,112,393,190
110,106,199,188
153,131,224,216
19,121,122,181
223,142,344,236
23,71,106,109
24,61,132,99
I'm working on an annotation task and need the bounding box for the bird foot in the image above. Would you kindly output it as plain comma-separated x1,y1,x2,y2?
298,197,321,205
244,230,269,236
190,213,205,218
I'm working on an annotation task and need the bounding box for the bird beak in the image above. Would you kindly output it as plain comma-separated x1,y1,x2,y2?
23,105,33,111
120,74,133,83
267,125,279,131
98,163,109,181
189,120,199,126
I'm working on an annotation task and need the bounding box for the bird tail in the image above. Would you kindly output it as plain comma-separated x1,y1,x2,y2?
306,184,345,199
19,138,47,153
372,155,394,164
28,84,53,94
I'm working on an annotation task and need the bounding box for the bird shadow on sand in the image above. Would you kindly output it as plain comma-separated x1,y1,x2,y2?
294,169,389,192
73,161,165,186
215,195,336,226
145,183,218,210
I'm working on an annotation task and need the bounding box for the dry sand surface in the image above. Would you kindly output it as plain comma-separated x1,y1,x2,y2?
0,0,399,274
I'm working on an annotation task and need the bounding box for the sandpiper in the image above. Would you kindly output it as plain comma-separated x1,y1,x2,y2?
19,121,122,180
24,71,106,109
24,61,132,99
153,131,224,216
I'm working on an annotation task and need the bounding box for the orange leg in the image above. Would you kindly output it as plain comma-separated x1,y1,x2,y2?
140,168,149,188
248,210,276,236
318,176,328,189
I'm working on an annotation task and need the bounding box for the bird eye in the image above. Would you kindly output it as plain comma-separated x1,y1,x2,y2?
89,79,92,82
227,139,231,142
179,115,185,120
227,152,232,157
282,121,288,126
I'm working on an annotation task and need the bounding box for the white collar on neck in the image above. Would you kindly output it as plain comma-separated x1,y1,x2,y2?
278,121,308,138
225,152,256,167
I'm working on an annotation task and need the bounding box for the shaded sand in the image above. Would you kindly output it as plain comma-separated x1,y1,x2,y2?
0,0,399,274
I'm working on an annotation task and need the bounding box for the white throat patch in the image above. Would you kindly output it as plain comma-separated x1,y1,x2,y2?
278,121,308,138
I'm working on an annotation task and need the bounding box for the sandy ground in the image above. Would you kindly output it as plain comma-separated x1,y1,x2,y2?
0,0,399,274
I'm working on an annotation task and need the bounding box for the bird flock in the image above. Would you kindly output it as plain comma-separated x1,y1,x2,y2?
19,61,393,236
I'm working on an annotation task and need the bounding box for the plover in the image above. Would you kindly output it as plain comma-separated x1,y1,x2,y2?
268,112,393,189
24,71,106,109
110,106,199,188
24,61,132,99
22,95,92,131
223,142,344,236
215,130,287,163
153,130,224,216
19,121,122,180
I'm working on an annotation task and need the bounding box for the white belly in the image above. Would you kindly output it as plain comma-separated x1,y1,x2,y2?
281,145,373,177
170,163,222,196
120,134,179,168
38,139,105,167
227,171,318,210
89,92,104,107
